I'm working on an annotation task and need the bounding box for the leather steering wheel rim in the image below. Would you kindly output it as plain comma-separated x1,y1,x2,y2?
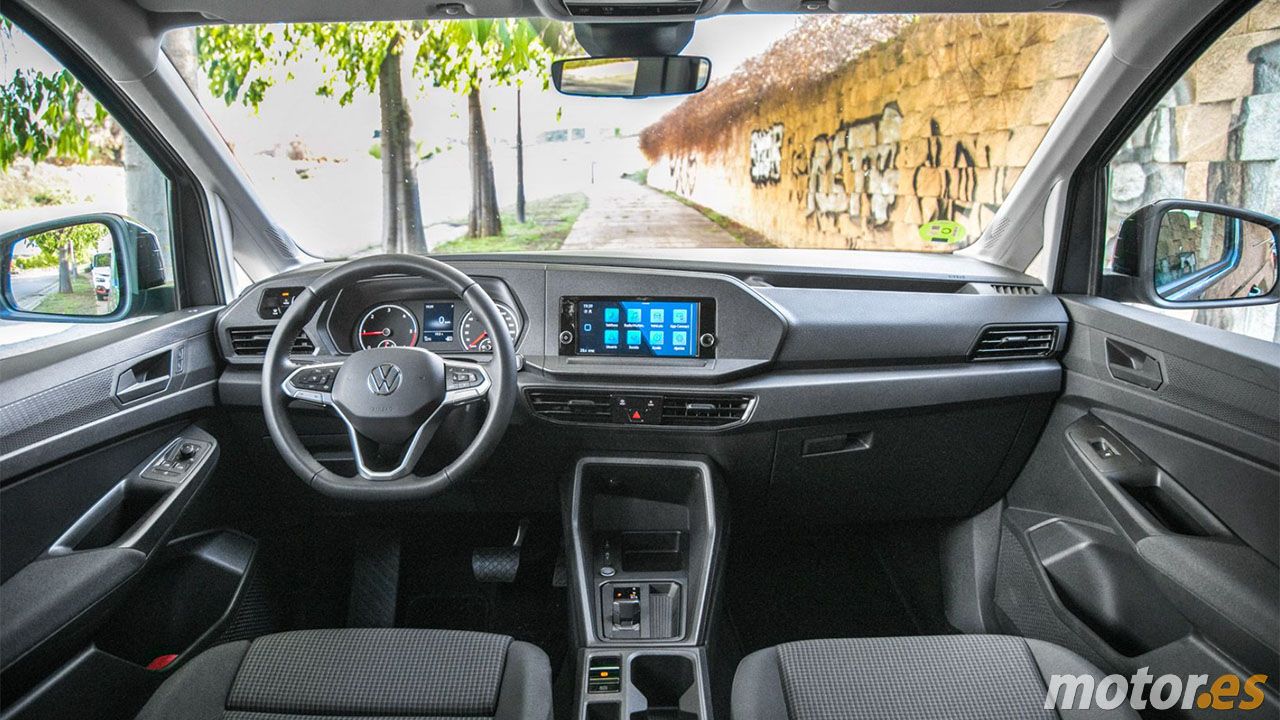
261,254,518,501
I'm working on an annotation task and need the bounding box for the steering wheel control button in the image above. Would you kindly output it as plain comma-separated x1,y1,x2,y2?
293,366,337,392
446,367,484,390
611,395,663,424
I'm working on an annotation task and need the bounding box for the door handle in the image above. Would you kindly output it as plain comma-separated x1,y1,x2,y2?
115,350,172,404
1105,339,1163,390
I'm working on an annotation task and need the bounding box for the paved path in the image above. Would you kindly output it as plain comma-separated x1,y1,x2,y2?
561,179,741,251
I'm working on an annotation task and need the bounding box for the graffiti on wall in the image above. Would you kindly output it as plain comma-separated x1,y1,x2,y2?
749,124,784,185
761,104,1009,242
668,154,698,197
912,119,1006,233
782,103,903,232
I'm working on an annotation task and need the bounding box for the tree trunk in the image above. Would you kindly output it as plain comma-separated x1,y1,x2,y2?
377,40,427,254
467,86,502,238
515,87,526,224
58,243,73,293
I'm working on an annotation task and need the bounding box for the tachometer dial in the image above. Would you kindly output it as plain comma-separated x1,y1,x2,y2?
459,305,519,352
357,304,418,350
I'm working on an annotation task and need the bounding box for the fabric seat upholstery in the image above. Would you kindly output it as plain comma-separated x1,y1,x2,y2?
733,634,1138,720
135,628,551,720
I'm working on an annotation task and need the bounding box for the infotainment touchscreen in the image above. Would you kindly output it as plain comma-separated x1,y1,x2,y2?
561,297,715,358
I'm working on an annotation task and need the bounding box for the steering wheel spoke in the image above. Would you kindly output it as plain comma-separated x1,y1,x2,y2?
441,359,492,407
281,358,344,406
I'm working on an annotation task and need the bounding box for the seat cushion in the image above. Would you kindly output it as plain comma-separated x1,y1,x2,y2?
136,628,551,720
732,634,1137,720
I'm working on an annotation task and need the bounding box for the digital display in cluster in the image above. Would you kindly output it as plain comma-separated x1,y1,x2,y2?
422,302,455,343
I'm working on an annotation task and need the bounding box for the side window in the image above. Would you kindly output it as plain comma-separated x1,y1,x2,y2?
0,18,177,353
1103,1,1279,343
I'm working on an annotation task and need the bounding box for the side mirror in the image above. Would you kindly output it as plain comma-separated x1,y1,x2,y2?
1,213,168,323
552,56,711,98
1103,200,1279,309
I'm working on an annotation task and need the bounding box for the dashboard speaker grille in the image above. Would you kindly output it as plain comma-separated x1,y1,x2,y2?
229,327,315,357
970,324,1059,361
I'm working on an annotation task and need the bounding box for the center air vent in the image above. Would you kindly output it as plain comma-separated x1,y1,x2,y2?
229,327,316,357
526,389,613,424
659,394,752,426
526,389,753,428
970,324,1060,361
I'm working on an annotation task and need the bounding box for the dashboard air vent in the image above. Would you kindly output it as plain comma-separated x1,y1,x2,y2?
660,394,753,427
970,325,1059,361
990,284,1041,296
229,327,315,357
526,389,613,424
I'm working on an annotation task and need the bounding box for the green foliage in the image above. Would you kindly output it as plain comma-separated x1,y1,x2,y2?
435,192,587,254
196,19,576,111
22,222,110,264
0,20,109,170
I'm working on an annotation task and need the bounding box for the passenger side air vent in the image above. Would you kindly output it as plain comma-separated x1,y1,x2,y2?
659,394,753,427
229,327,316,357
990,284,1042,296
970,325,1059,361
526,389,613,424
564,0,701,15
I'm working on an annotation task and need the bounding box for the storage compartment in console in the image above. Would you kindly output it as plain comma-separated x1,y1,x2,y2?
95,531,256,667
629,655,698,720
620,531,686,572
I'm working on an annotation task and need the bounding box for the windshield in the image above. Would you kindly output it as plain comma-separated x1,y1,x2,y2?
184,14,1106,259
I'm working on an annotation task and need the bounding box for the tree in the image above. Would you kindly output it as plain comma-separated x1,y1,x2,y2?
198,22,433,254
425,20,575,238
0,20,108,172
24,223,105,294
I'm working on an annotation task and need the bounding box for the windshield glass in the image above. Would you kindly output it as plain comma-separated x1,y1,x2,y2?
183,14,1107,258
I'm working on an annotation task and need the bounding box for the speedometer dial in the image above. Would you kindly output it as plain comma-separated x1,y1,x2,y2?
357,304,418,349
459,306,519,352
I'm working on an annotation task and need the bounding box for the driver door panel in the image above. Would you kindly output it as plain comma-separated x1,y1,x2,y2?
0,309,225,713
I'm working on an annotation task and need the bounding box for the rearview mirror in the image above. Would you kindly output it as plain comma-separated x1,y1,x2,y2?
1104,200,1279,309
1,213,170,323
552,56,710,98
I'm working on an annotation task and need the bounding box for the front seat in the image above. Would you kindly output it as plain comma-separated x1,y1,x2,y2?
136,628,552,720
733,634,1138,719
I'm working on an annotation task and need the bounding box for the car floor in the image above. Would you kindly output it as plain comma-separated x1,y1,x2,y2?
724,519,955,654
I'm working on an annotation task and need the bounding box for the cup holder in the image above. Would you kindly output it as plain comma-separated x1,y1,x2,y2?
629,655,698,720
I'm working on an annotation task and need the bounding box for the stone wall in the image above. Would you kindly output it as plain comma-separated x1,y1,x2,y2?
642,9,1277,253
1105,4,1280,242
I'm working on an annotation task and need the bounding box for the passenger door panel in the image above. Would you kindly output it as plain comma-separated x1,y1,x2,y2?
995,295,1279,714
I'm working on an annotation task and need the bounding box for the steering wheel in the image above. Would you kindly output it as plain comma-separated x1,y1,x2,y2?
261,254,517,501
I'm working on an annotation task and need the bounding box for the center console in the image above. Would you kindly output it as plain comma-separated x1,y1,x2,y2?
566,457,722,720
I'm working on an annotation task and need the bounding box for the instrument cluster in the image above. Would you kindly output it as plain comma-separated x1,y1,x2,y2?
353,300,521,353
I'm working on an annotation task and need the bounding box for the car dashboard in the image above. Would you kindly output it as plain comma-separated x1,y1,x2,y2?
215,252,1068,517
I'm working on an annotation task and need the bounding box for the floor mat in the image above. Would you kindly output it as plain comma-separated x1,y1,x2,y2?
396,514,569,664
726,521,954,654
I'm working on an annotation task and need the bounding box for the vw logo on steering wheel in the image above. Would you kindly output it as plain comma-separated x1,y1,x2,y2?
367,363,402,395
